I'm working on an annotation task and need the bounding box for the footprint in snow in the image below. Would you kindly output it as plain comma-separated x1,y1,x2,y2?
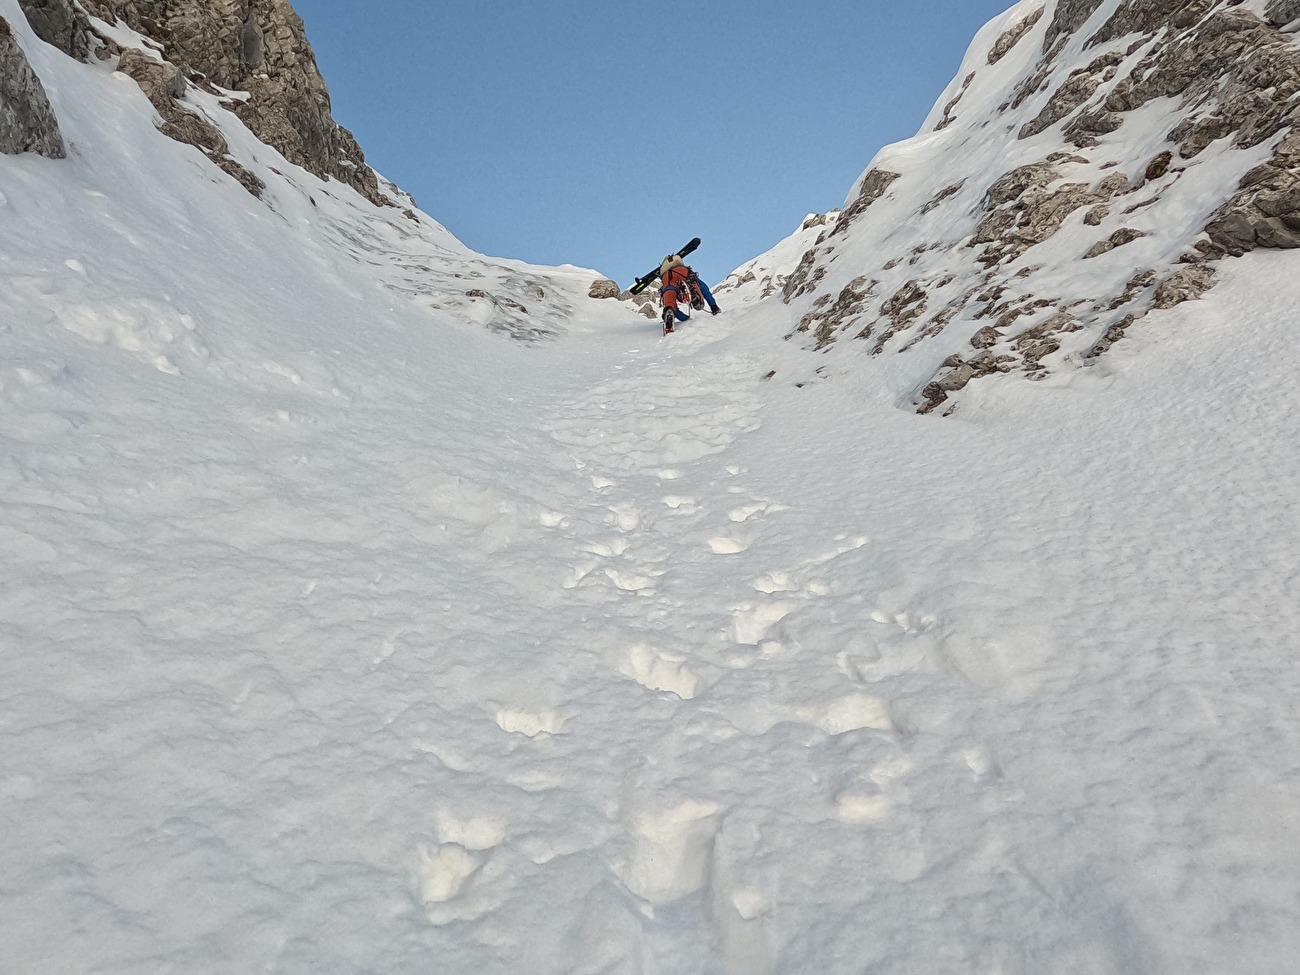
494,707,573,737
621,644,707,700
618,799,722,905
728,599,799,646
750,570,800,594
579,537,629,558
728,501,774,523
833,791,894,824
809,693,897,736
435,810,508,852
604,566,659,593
606,503,645,533
831,751,914,825
415,842,482,906
709,536,751,555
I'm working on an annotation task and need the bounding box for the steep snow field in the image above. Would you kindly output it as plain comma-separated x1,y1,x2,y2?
3,3,1300,974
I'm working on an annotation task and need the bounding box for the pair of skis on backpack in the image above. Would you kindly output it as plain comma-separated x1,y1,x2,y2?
629,237,701,295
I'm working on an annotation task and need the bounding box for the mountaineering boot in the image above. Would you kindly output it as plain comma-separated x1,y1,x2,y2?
710,304,721,315
688,277,706,310
662,306,675,334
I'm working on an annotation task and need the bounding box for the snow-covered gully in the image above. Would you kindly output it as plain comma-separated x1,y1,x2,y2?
7,259,1298,972
3,1,1299,972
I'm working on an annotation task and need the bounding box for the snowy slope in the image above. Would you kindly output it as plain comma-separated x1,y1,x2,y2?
4,2,1300,974
2,0,634,352
737,0,1300,414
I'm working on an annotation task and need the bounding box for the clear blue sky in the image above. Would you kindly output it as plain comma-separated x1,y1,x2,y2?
293,0,1015,289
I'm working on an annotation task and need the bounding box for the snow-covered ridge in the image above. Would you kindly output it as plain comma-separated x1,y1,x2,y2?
736,0,1300,413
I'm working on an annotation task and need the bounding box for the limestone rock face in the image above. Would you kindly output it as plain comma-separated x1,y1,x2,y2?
1153,265,1218,310
1042,0,1104,51
1019,52,1123,140
118,48,186,105
1263,0,1300,28
17,0,92,59
1088,0,1216,46
989,6,1044,65
971,163,1105,265
1205,130,1300,254
830,168,901,238
588,279,620,299
0,16,66,158
79,0,382,204
745,0,1300,415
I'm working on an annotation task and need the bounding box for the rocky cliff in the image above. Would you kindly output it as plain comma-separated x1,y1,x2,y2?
722,0,1300,414
16,0,90,60
6,0,382,204
0,13,66,156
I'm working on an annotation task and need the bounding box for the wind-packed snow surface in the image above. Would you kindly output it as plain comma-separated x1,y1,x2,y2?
3,3,1299,973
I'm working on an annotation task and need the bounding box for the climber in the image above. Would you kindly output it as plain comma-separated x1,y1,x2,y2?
659,254,719,334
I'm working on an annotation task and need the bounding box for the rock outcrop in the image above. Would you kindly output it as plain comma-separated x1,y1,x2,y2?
1266,0,1300,27
0,15,66,158
17,0,91,60
78,0,383,204
116,48,265,196
736,0,1300,415
989,6,1044,64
